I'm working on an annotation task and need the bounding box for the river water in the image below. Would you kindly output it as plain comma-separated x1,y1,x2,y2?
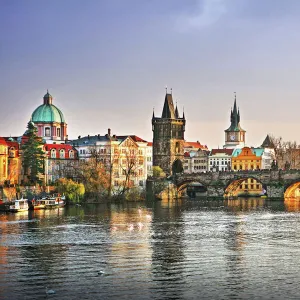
1,198,300,300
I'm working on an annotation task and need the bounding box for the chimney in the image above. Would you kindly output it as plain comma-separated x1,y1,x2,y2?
108,128,111,136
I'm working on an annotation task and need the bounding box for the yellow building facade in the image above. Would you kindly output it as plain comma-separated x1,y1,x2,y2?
232,147,263,196
0,138,8,185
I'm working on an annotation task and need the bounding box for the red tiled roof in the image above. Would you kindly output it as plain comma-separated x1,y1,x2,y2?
147,142,153,146
184,141,208,150
210,149,233,155
0,137,7,146
184,152,190,157
44,144,75,151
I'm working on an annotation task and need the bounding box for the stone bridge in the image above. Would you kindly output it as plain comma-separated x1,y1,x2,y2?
147,170,300,200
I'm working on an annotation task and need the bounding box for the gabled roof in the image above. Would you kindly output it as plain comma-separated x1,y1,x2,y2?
117,135,147,143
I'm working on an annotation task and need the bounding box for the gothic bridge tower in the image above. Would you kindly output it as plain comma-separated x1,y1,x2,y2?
152,90,186,175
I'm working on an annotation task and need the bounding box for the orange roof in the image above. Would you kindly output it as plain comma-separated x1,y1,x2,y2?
147,142,153,146
184,141,208,150
0,137,7,146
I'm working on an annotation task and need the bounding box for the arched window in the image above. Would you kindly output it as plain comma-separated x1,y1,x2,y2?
45,127,51,137
51,149,56,158
69,150,74,158
57,128,61,137
60,149,65,159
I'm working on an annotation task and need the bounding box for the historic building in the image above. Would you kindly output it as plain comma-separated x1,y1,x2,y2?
224,94,246,149
232,147,263,196
208,149,233,172
152,91,185,175
70,129,149,190
44,144,79,184
260,135,275,169
146,142,153,176
0,138,8,185
0,137,21,186
183,141,209,173
31,91,68,143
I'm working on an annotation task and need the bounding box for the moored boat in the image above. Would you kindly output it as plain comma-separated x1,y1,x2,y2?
33,199,46,210
9,199,29,212
43,194,66,209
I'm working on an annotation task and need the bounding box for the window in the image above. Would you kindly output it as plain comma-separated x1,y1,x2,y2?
114,181,119,186
60,149,65,159
139,160,143,165
57,128,61,137
139,180,144,186
45,127,50,137
69,150,74,158
51,149,56,158
138,169,143,176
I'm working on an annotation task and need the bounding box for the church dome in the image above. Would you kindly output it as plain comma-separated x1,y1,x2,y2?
31,91,65,123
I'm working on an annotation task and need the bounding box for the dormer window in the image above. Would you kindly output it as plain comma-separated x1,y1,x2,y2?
60,149,65,159
51,149,56,158
69,150,74,158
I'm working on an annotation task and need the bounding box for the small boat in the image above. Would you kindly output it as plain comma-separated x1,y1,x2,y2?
43,194,66,209
33,199,46,210
9,199,29,212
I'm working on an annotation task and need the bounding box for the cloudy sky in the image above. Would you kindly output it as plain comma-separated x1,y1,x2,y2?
1,0,300,148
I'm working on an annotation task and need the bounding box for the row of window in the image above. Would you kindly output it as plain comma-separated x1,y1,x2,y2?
50,149,74,159
45,127,61,137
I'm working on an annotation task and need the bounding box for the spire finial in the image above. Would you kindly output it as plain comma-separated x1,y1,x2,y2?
170,88,172,95
234,91,236,101
165,86,167,94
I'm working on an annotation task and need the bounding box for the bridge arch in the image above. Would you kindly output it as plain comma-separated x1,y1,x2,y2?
284,179,300,198
177,179,208,192
224,176,266,198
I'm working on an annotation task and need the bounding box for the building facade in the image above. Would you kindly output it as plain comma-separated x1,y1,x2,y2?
232,147,263,196
208,149,233,172
70,129,149,191
152,92,185,175
44,144,79,184
183,141,209,173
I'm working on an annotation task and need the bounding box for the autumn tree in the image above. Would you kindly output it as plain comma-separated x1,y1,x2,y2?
269,135,300,169
21,121,45,185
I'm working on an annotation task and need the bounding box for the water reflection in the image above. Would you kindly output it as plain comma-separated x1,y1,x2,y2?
151,201,186,299
2,199,300,299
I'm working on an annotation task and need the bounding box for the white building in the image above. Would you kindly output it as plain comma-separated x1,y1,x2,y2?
208,149,233,172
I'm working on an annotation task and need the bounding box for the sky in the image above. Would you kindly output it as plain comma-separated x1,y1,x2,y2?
1,0,300,149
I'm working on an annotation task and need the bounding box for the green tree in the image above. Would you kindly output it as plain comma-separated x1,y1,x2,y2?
152,166,165,178
21,121,45,185
56,178,85,203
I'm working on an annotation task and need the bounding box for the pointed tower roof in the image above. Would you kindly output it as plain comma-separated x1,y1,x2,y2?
261,135,274,148
161,93,176,119
225,93,245,132
175,103,179,119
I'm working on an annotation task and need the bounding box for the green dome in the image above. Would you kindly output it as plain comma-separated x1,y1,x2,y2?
31,104,65,123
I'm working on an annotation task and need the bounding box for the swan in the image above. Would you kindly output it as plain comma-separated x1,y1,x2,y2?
46,287,56,295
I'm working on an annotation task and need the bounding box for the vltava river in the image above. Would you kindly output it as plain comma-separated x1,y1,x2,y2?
1,198,300,300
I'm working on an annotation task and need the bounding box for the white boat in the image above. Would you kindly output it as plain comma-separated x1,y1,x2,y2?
43,195,66,209
9,199,29,212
